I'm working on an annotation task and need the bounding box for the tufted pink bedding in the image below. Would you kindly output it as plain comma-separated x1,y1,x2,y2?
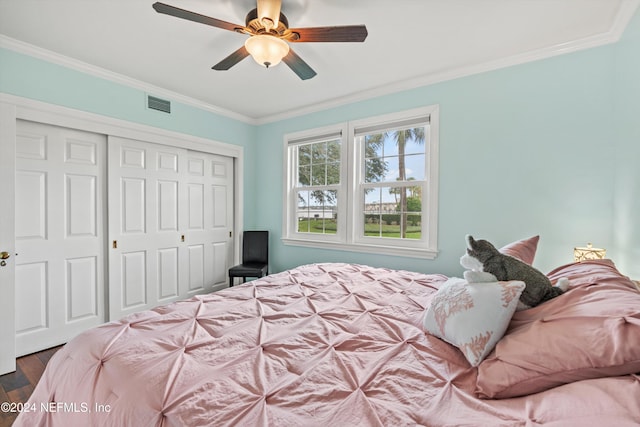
15,262,640,426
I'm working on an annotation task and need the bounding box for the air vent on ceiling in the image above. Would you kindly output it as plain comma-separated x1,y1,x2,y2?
147,95,171,114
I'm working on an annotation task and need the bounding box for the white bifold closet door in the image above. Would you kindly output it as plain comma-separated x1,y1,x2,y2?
108,136,233,321
14,120,107,356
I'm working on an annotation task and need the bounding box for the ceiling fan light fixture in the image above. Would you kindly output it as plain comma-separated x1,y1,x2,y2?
152,1,366,80
245,35,289,68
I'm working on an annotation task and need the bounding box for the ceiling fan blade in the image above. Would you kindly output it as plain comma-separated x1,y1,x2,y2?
282,49,317,80
153,2,242,33
212,46,250,70
288,25,368,43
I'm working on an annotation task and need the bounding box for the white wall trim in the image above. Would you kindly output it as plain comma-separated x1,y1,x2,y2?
0,102,17,375
281,238,438,260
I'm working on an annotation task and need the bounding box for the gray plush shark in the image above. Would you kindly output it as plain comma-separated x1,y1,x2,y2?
460,235,569,310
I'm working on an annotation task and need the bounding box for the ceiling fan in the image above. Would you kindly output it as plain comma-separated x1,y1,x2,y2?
152,0,368,80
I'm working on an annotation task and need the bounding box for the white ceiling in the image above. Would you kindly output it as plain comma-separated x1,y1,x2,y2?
0,0,637,123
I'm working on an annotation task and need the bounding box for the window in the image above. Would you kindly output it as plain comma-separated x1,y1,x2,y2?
283,106,439,258
284,125,347,243
294,136,341,236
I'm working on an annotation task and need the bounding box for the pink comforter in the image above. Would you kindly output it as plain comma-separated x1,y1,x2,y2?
16,263,640,426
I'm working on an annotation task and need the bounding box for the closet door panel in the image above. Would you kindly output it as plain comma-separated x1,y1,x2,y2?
158,247,179,300
66,256,98,320
66,174,97,237
15,170,46,239
187,244,205,292
121,178,146,233
108,137,179,320
14,121,106,356
184,152,233,294
122,251,147,309
14,262,47,332
158,180,179,231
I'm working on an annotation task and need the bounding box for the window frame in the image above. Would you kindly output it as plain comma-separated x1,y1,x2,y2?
283,123,348,244
282,105,439,259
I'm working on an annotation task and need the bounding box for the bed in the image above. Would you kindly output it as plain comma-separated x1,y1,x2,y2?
15,247,640,426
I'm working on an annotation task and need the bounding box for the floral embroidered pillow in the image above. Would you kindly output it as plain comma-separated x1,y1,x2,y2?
423,277,526,366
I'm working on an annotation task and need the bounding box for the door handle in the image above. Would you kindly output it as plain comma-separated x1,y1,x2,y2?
0,251,9,267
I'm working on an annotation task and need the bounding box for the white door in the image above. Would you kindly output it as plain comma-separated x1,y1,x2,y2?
184,151,234,294
108,137,186,320
108,137,233,321
14,120,106,356
0,103,17,374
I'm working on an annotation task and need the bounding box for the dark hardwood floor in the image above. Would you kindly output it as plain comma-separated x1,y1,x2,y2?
0,346,63,427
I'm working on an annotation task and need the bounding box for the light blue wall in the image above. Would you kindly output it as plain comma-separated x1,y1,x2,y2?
254,45,616,277
252,11,640,277
614,8,640,279
3,7,638,280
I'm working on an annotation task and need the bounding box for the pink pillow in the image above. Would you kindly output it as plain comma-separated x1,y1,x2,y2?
499,235,539,265
476,260,640,398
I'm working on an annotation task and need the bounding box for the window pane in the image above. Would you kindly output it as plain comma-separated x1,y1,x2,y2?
298,145,311,166
312,164,326,186
312,141,327,162
404,137,426,155
327,140,340,162
384,140,400,157
404,154,425,181
365,158,386,183
364,135,383,159
327,162,340,185
297,139,341,187
297,190,337,235
398,191,422,240
298,165,310,186
362,127,426,184
297,190,311,232
363,186,422,240
364,187,382,237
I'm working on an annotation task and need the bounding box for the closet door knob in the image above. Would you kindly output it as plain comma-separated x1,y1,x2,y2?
0,251,10,260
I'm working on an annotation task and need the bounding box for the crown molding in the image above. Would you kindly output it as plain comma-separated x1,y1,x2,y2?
0,35,258,125
255,0,640,125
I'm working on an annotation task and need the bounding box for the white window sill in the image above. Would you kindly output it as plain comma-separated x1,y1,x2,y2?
282,237,438,259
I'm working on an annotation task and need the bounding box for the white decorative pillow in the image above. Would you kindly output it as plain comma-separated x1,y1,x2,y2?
423,278,526,366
